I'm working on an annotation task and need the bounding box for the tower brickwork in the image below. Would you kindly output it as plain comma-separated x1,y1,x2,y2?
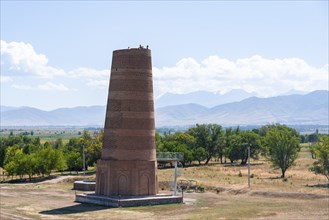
95,47,158,196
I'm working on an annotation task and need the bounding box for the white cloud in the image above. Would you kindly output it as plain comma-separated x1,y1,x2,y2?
86,79,108,88
2,40,327,98
153,55,328,97
0,76,12,83
11,84,33,90
1,40,65,78
38,82,69,91
1,40,111,89
68,68,110,78
68,68,110,89
11,82,70,91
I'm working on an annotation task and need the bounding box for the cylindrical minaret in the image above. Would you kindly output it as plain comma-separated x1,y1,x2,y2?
95,47,158,196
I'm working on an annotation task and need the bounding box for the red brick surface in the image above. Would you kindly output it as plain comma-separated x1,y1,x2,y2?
96,47,157,196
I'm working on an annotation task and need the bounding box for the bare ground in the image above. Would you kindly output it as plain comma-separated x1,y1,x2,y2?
0,175,328,220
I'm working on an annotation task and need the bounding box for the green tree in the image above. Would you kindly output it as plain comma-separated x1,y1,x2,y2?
173,143,193,166
310,136,329,181
22,153,37,181
79,130,93,170
34,145,61,176
54,138,64,150
3,147,24,179
157,132,194,166
188,124,223,165
265,124,301,178
239,130,262,164
85,131,103,166
309,143,320,159
66,151,83,174
54,148,67,173
227,133,242,163
0,138,8,168
308,133,319,143
224,127,245,164
222,127,235,163
155,132,164,152
65,137,80,153
193,147,207,165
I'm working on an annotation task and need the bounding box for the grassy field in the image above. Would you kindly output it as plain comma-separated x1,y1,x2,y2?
0,147,328,219
0,127,87,144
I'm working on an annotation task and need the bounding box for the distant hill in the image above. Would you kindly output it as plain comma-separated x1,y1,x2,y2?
155,90,329,126
0,106,105,126
0,106,19,112
155,89,256,108
1,90,327,127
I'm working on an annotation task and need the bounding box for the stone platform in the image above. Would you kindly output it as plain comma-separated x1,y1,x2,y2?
73,181,96,191
75,193,183,207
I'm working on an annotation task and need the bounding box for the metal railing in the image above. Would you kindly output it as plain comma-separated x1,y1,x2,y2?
156,152,184,161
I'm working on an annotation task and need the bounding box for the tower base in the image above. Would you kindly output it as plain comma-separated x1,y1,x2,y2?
75,193,183,207
95,159,158,196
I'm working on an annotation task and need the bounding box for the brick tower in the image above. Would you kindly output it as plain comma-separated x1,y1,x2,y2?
95,47,158,196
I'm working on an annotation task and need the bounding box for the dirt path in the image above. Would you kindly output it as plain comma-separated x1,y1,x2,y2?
41,175,76,184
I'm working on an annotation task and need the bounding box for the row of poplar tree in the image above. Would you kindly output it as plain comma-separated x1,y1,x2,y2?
0,123,328,180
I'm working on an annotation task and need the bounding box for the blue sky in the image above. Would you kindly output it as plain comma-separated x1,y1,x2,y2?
1,1,328,110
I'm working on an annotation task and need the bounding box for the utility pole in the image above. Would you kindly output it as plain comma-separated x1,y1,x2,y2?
174,160,177,196
248,145,251,189
83,143,85,177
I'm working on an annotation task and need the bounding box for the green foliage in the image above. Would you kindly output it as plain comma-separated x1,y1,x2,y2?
4,147,25,178
299,132,328,144
239,131,262,164
1,129,103,180
310,136,329,180
66,151,83,173
222,128,262,164
156,132,195,166
226,133,242,163
22,154,37,180
80,131,104,166
1,135,37,168
193,147,207,165
309,144,320,159
264,124,301,178
188,124,223,165
34,145,60,176
156,125,263,166
54,138,64,150
0,138,8,168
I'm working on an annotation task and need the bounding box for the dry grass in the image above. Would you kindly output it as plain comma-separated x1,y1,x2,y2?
0,147,328,219
1,182,328,220
157,147,328,195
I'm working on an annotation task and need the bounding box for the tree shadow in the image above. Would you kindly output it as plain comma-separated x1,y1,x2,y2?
305,183,329,188
223,163,264,167
5,175,57,184
39,203,109,215
260,177,283,180
2,171,97,184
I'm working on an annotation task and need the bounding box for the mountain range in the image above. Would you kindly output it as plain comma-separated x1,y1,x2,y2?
154,89,308,108
1,90,328,127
